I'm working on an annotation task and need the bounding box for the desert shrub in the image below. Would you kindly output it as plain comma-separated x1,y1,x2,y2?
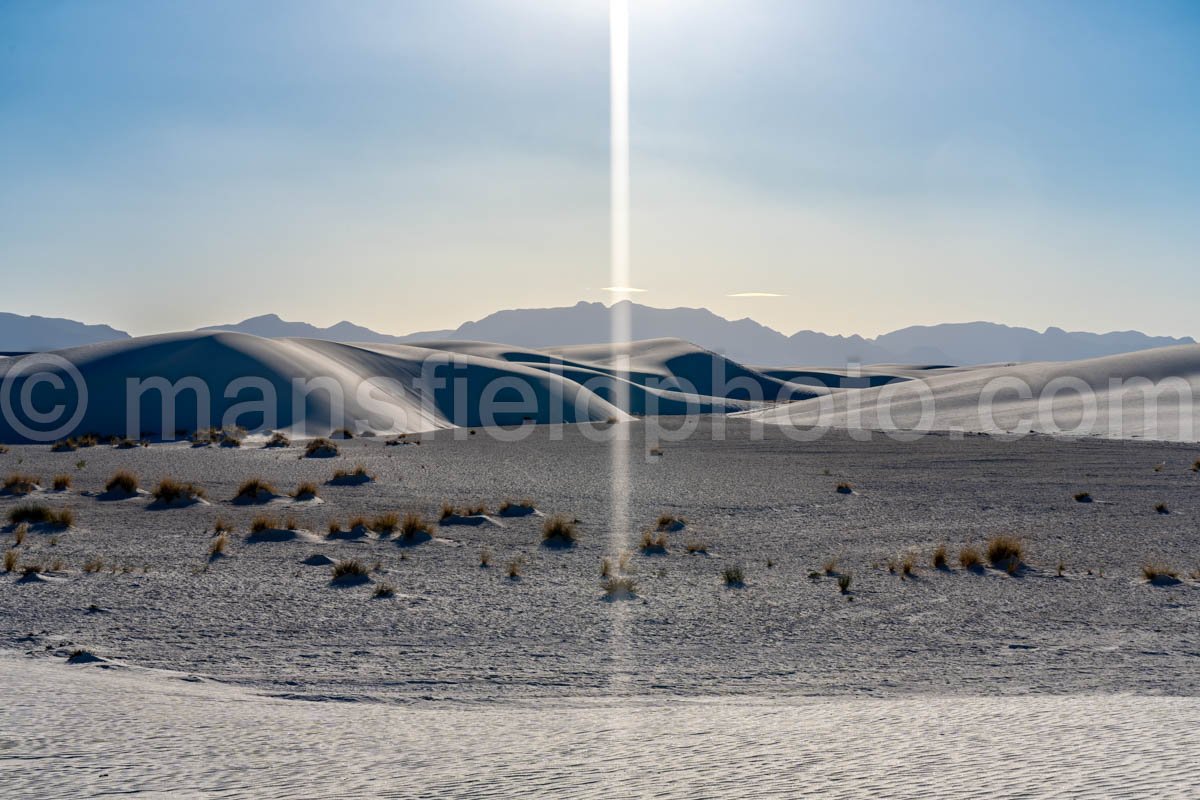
3,473,40,495
304,438,339,458
332,559,369,580
1074,492,1093,503
655,514,685,531
685,542,709,555
835,482,854,495
722,565,746,587
208,533,228,558
1141,564,1180,582
8,504,72,528
464,503,487,516
498,499,536,515
235,478,277,502
986,536,1025,569
105,470,139,494
331,464,372,482
541,516,578,547
479,548,493,568
152,478,205,504
932,544,948,569
250,515,277,533
3,550,16,572
327,521,344,536
289,482,317,501
213,517,233,534
838,574,853,594
1155,502,1169,515
900,552,916,577
400,513,432,542
373,582,396,598
52,475,71,491
373,513,400,534
347,515,371,532
51,438,78,452
505,558,523,580
602,576,638,597
265,431,291,448
77,434,98,448
331,427,355,440
640,531,668,555
822,557,838,576
959,546,983,570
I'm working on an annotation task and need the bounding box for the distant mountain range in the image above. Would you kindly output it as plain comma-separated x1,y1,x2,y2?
0,312,130,354
2,302,1193,366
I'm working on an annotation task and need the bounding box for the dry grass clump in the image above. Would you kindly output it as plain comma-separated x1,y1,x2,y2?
13,524,27,546
51,438,78,452
235,478,277,502
213,517,233,534
1074,492,1093,503
105,470,139,495
1141,564,1181,584
264,431,291,448
208,533,228,559
0,445,8,454
932,544,948,570
600,557,613,577
602,575,638,598
479,547,493,568
722,565,746,587
373,582,396,599
639,531,668,555
115,437,144,449
441,502,487,519
900,552,916,578
52,475,72,491
822,557,838,576
331,427,356,440
373,512,400,535
505,558,523,580
8,504,73,528
541,516,578,547
151,477,205,504
498,499,536,516
1192,459,1200,473
250,515,277,533
835,482,854,495
685,542,709,555
330,464,373,484
986,536,1025,573
3,549,17,572
655,513,685,531
331,559,369,581
838,574,853,594
3,473,40,495
399,512,433,543
304,438,339,458
959,546,983,571
1155,502,1169,515
292,482,319,501
83,557,105,573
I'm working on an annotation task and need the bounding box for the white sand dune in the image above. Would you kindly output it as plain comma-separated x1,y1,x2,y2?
2,652,1196,800
745,344,1200,441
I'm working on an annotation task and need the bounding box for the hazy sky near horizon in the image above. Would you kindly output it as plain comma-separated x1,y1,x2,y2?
2,0,1199,339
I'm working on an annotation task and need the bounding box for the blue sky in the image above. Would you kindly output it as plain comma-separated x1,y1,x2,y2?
2,0,1198,338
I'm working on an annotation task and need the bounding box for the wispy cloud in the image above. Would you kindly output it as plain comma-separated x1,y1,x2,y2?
728,292,786,298
602,286,647,293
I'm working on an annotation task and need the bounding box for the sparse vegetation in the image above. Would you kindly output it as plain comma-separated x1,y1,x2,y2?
285,516,299,531
8,504,73,528
331,427,355,440
250,515,277,533
13,524,27,546
330,464,373,484
1155,502,1169,515
304,438,339,458
602,576,638,598
3,550,17,572
51,438,78,452
292,482,319,501
52,474,71,491
835,482,854,495
331,559,369,581
400,513,433,543
505,558,523,580
1074,492,1093,503
838,573,852,594
235,478,277,502
959,546,983,571
639,530,668,555
1141,564,1181,585
105,470,139,495
208,533,228,559
264,431,291,448
498,499,536,516
685,542,709,555
722,565,746,587
541,516,578,547
600,557,613,577
986,536,1025,571
900,552,916,577
479,547,493,568
373,582,396,598
373,512,400,534
152,477,205,505
822,557,838,575
2,473,39,495
213,517,233,534
932,544,948,570
655,513,685,531
83,557,105,573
